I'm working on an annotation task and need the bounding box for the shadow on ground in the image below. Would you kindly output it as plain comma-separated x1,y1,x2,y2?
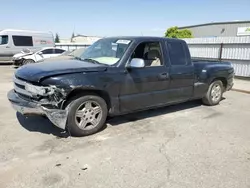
107,100,203,126
16,99,206,136
16,112,69,138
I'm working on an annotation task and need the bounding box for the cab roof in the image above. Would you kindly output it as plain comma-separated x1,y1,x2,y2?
103,36,185,42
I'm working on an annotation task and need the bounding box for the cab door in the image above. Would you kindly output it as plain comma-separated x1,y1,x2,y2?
166,40,195,102
119,40,171,113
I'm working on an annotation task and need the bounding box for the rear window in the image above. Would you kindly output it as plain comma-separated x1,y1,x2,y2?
12,36,33,46
167,41,187,66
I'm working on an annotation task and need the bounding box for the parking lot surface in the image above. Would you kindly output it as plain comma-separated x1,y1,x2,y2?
0,66,250,188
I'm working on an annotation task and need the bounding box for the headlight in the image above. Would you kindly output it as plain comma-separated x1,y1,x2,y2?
25,83,53,96
12,57,22,61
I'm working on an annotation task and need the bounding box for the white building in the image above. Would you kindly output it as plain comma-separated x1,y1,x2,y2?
59,38,71,43
71,35,101,44
58,35,101,44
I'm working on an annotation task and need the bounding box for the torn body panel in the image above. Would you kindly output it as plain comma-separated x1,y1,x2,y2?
9,71,119,130
8,89,68,130
9,76,69,130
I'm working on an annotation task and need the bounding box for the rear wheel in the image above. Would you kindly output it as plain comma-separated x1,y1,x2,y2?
202,80,224,106
23,59,35,65
66,95,108,137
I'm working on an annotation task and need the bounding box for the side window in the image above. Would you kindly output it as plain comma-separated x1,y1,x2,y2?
167,41,187,66
0,35,8,45
55,49,65,54
41,49,54,54
12,36,33,46
131,42,163,67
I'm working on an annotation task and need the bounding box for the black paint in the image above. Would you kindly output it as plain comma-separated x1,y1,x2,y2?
12,36,234,116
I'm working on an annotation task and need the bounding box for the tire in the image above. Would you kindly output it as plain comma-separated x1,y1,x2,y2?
23,59,35,65
13,60,22,67
202,80,224,106
65,95,108,137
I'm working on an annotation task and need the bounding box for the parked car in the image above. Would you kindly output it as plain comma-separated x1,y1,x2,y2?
12,47,66,66
7,36,234,137
36,47,86,62
0,29,55,62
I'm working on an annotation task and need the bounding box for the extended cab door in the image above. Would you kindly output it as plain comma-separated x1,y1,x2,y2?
166,40,195,102
119,40,171,113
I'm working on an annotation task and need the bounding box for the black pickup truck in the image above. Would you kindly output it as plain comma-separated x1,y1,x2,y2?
8,36,234,136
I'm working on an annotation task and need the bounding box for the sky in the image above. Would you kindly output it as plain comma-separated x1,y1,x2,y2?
2,0,250,38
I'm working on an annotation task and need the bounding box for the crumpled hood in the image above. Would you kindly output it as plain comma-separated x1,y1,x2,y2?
15,59,107,83
12,51,33,60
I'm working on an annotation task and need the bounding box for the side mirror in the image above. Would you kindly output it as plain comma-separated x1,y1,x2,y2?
127,58,145,69
37,51,43,55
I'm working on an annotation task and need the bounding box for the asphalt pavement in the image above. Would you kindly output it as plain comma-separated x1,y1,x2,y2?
0,66,250,188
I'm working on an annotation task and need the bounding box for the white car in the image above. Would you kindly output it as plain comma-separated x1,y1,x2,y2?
12,47,66,66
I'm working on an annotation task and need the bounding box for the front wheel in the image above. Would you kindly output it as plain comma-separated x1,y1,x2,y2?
66,95,108,137
202,80,224,106
22,59,35,65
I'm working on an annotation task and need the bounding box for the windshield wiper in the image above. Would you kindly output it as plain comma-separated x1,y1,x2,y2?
82,58,102,64
73,56,82,60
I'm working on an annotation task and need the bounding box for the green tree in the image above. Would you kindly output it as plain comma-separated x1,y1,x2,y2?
165,26,193,38
71,32,75,42
55,33,60,43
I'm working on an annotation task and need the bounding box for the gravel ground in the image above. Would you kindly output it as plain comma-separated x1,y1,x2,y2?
0,66,250,188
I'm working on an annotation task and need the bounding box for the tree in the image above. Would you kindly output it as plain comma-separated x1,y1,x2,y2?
55,33,60,43
165,26,193,38
71,32,75,42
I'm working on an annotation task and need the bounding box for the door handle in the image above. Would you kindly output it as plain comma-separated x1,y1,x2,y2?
158,72,169,79
6,46,10,48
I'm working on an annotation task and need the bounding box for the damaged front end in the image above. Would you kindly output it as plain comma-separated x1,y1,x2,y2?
8,76,69,130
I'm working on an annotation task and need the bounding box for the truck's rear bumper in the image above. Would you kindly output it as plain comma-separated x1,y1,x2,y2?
7,89,68,130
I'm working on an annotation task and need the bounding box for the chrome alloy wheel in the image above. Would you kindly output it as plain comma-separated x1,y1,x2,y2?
211,84,222,103
75,100,102,130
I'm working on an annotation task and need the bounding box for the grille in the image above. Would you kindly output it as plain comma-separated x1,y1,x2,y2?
15,82,25,89
13,76,33,97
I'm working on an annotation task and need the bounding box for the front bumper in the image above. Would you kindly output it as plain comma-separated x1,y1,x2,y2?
12,58,23,66
7,89,68,130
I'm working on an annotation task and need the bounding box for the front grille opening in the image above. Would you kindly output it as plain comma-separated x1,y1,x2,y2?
15,83,25,89
14,91,40,101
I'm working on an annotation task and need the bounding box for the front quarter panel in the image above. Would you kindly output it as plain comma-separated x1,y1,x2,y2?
40,69,122,113
22,54,36,62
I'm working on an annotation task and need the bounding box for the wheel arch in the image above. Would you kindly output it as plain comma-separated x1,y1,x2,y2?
64,88,111,110
210,77,227,90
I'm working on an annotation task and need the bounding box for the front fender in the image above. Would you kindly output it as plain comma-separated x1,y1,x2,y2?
41,73,119,114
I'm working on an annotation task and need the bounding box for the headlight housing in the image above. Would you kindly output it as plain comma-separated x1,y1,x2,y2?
12,57,22,61
25,83,54,96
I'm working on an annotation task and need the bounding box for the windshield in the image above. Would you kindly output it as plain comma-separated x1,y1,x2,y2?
69,48,86,57
0,35,8,45
79,38,132,65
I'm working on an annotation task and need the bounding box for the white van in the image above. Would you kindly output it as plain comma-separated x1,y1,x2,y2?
0,29,55,61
